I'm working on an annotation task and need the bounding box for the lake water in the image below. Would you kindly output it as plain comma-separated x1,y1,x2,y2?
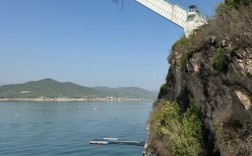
0,101,153,156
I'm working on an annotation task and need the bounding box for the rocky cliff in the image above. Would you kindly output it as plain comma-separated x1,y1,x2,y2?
144,3,252,156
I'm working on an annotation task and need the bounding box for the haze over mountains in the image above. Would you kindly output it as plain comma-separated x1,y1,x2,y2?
0,83,6,86
0,79,157,99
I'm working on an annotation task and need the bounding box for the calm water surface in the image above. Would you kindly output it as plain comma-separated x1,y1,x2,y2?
0,102,152,156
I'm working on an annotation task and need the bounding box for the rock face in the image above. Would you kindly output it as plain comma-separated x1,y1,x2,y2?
145,38,252,155
144,3,252,155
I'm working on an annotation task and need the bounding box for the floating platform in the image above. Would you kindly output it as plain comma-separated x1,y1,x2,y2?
90,138,145,146
90,139,109,145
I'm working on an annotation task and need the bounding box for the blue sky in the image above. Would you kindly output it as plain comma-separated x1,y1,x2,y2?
0,0,222,90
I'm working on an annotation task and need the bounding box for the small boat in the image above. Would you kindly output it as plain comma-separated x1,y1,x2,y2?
90,139,109,145
90,138,145,146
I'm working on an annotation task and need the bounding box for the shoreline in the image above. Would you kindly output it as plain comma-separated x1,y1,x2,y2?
0,98,155,102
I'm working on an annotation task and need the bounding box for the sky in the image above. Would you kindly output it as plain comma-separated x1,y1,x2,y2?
0,0,222,90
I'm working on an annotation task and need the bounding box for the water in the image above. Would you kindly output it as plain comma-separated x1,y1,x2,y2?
0,102,152,156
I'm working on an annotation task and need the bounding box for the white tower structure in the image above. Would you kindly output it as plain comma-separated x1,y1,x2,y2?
136,0,207,38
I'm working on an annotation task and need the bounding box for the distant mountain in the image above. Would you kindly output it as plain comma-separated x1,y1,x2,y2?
92,86,157,98
0,79,157,99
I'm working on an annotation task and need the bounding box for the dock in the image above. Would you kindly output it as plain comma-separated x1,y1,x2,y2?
90,138,145,146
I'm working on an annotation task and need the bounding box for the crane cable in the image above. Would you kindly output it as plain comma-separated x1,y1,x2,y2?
113,0,124,10
121,0,124,10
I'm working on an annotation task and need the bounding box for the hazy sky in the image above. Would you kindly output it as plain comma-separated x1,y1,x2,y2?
0,0,222,90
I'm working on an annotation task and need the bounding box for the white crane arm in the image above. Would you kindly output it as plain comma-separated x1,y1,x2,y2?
136,0,188,28
135,0,207,37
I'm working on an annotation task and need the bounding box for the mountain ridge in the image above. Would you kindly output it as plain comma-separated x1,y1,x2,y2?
0,78,157,99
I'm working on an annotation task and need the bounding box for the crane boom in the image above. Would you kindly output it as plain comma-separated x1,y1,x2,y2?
135,0,207,37
136,0,187,28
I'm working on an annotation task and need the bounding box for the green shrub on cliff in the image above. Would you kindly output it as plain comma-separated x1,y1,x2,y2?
216,0,252,15
158,84,169,99
156,101,203,156
172,36,189,51
179,53,188,71
169,36,193,65
211,48,228,72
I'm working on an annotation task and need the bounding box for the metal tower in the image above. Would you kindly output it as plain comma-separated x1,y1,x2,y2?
136,0,207,37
